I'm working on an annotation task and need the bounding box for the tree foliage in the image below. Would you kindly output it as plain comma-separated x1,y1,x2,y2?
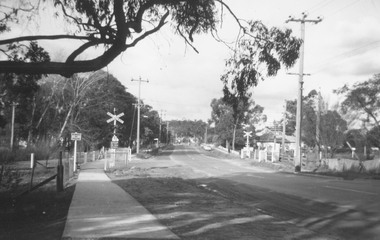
210,97,265,148
0,70,148,149
285,90,347,150
334,73,380,128
285,90,318,139
222,21,301,108
169,119,206,141
320,110,347,153
0,0,248,77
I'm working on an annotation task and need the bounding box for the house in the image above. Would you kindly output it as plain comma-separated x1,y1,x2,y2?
255,127,296,153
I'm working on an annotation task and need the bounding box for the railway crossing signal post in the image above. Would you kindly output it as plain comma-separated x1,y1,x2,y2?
106,108,124,149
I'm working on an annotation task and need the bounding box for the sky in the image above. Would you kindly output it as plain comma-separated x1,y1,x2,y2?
106,0,380,123
4,0,380,124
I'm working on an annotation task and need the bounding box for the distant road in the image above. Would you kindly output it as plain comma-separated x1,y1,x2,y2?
168,144,380,240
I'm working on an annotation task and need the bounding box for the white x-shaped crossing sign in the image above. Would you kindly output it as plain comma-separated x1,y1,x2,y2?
107,112,124,124
244,131,252,138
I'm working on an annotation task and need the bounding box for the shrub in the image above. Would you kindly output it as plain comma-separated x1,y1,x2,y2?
0,140,60,163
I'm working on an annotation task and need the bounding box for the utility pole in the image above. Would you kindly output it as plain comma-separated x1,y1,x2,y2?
316,89,321,161
10,102,18,150
204,124,208,144
281,101,287,159
159,110,166,146
131,77,149,154
286,12,322,172
166,121,169,144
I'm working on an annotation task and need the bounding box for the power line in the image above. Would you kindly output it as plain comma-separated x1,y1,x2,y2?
311,40,380,74
307,0,336,14
324,0,363,19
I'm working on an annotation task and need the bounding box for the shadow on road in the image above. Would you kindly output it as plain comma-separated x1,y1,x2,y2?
112,172,380,240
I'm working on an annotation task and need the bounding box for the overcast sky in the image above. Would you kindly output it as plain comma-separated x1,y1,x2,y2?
105,0,380,123
5,0,380,123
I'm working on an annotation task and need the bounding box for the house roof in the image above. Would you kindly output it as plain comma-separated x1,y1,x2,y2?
256,127,295,143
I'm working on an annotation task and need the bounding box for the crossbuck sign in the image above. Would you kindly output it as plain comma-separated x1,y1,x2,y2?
107,112,124,125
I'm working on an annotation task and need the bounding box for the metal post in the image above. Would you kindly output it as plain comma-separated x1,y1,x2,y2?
73,139,77,172
29,153,35,190
10,102,18,150
57,151,64,192
281,102,286,160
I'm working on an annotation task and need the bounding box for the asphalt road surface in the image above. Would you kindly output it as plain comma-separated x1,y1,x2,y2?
169,144,380,240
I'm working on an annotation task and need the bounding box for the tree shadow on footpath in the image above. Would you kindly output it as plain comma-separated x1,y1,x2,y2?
112,175,380,240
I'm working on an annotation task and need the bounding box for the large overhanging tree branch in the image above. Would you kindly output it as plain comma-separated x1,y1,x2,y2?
0,0,300,82
0,0,220,77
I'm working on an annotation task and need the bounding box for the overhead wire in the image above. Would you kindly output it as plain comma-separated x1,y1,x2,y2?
307,0,336,14
305,0,380,74
323,0,363,19
311,40,380,74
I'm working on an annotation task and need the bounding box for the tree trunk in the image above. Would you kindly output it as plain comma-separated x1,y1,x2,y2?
232,118,239,151
27,97,36,145
58,105,73,140
232,124,237,151
35,104,50,129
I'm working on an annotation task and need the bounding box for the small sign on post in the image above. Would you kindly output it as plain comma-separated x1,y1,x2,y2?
71,132,81,141
111,141,119,149
71,132,81,172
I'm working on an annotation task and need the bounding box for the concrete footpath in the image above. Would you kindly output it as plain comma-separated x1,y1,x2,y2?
62,159,179,239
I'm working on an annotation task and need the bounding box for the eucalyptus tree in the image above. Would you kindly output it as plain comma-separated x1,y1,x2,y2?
335,74,380,128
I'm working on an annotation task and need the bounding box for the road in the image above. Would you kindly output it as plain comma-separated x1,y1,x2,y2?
167,144,380,240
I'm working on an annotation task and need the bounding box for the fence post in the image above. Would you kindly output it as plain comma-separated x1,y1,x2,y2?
104,158,108,171
127,148,131,162
110,149,116,168
57,151,64,192
29,153,35,190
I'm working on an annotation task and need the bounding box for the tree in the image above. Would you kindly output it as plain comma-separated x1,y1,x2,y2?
169,119,206,141
140,104,160,145
0,40,50,141
0,1,261,76
221,20,300,111
220,21,300,147
320,110,347,156
285,90,318,145
210,98,234,148
210,97,265,149
73,71,137,148
17,70,137,148
335,74,380,128
366,126,380,148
